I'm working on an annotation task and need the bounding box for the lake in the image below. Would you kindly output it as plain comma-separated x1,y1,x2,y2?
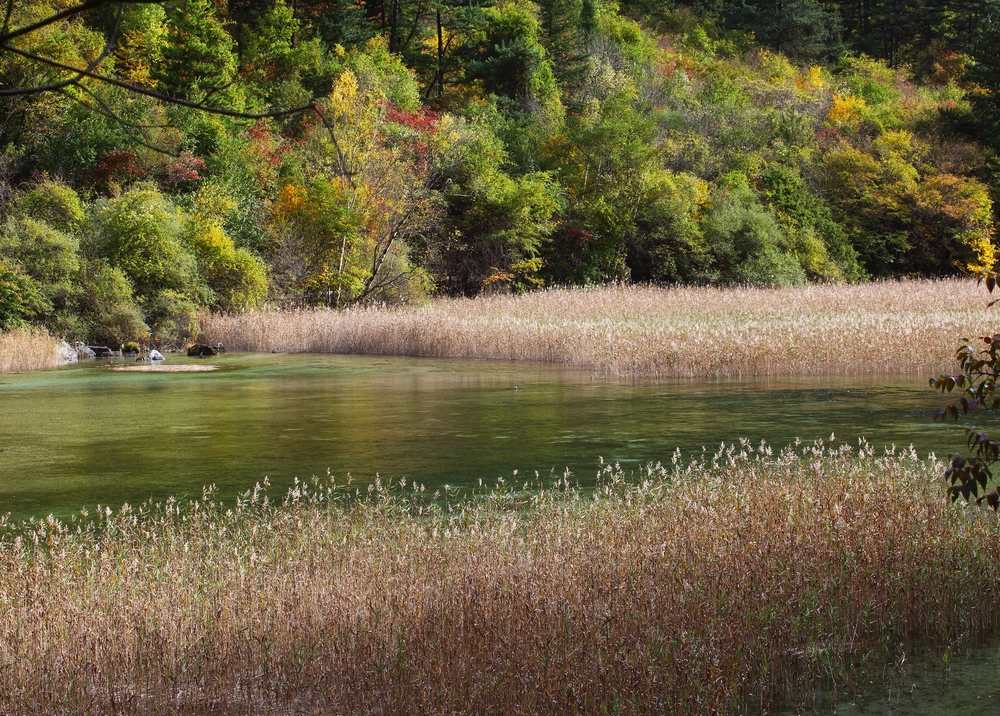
796,642,1000,714
0,352,969,519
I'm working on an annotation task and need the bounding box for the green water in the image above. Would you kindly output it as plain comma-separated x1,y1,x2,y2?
0,352,967,519
797,644,1000,714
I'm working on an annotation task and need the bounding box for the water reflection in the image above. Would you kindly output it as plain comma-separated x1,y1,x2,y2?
0,353,978,518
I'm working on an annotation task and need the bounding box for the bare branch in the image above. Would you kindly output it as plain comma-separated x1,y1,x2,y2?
1,41,317,119
58,88,180,156
0,0,155,44
0,3,124,97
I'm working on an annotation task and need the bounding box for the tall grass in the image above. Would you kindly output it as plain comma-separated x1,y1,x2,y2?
0,328,62,373
1,443,998,714
201,279,993,377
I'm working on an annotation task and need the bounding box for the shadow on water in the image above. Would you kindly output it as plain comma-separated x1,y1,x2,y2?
0,352,982,519
789,643,1000,715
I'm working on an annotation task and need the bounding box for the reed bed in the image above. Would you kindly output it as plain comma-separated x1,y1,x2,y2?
200,279,993,377
0,328,62,373
2,442,999,714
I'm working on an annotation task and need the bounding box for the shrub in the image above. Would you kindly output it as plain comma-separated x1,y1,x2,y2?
759,164,862,281
0,260,47,331
627,170,713,283
703,174,806,286
0,217,80,314
144,289,200,344
14,180,85,233
184,220,268,312
75,260,148,346
85,185,205,303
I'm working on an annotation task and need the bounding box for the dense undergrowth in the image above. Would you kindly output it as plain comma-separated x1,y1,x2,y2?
0,442,998,714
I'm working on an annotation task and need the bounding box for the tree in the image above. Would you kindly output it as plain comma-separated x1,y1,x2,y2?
185,219,268,312
85,184,206,303
461,0,562,115
723,0,843,62
153,0,238,102
536,0,592,92
240,0,334,111
967,2,1000,151
702,172,807,286
0,0,337,149
0,259,47,330
74,258,149,344
425,117,561,295
0,217,80,318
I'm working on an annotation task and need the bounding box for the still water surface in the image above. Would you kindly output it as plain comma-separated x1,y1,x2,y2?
798,643,1000,714
0,352,967,519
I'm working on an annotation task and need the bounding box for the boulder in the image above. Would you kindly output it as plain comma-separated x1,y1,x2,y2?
187,344,218,357
89,346,114,358
56,341,78,365
75,344,96,360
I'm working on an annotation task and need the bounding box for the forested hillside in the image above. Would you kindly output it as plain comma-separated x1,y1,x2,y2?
1,0,999,344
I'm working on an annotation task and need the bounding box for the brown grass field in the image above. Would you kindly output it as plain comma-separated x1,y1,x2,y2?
0,328,62,373
1,443,998,714
201,279,993,377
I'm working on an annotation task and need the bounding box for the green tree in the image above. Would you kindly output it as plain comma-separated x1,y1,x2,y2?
428,119,562,295
536,0,592,93
241,0,333,110
462,0,562,116
0,218,80,324
722,0,843,61
85,185,207,304
0,260,47,331
968,2,1000,151
75,259,149,345
14,181,85,234
702,173,807,286
185,218,269,311
154,0,240,103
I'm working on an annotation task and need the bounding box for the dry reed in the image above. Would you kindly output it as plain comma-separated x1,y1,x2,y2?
200,279,994,377
1,442,998,714
0,328,62,373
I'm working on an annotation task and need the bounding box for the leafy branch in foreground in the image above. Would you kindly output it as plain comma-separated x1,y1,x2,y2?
0,0,319,119
933,273,1000,506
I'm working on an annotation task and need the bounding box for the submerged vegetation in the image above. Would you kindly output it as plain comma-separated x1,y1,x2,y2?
0,443,998,714
203,278,991,377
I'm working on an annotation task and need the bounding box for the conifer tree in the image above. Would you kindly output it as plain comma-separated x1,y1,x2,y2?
154,0,239,102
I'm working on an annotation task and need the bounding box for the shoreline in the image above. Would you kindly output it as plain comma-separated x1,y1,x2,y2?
8,279,994,378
